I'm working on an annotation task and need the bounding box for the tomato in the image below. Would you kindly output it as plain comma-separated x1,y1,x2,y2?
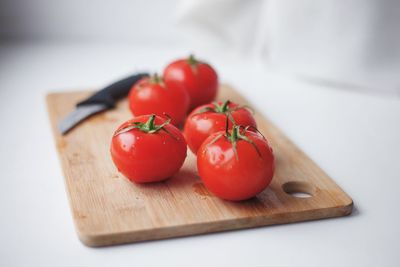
197,126,275,201
183,100,257,154
128,74,189,126
163,55,218,109
110,114,187,183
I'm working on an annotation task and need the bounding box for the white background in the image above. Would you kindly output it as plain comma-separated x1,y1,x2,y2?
1,1,400,266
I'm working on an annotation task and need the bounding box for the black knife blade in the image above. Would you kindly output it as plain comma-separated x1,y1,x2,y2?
58,72,149,135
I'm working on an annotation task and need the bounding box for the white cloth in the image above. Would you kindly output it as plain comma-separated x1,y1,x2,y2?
176,0,400,95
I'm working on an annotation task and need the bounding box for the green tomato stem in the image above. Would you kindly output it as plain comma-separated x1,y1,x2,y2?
144,114,156,131
114,114,174,137
149,73,163,84
187,54,198,66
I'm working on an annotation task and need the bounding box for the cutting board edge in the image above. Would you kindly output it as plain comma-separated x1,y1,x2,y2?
75,198,354,247
76,200,353,247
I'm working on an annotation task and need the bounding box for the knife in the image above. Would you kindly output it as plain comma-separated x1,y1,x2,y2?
59,72,149,135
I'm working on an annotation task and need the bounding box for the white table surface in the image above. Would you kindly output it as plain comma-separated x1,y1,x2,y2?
0,42,399,267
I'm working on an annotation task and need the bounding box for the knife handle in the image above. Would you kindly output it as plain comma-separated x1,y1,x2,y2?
77,72,149,108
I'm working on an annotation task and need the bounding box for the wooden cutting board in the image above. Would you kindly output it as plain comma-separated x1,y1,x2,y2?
47,85,353,247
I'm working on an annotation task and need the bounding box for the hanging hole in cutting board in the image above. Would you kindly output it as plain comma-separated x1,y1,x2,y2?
282,181,316,198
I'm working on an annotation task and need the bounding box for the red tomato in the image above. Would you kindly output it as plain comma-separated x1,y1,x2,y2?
128,74,189,126
163,55,218,109
110,115,187,183
197,126,275,201
183,100,257,154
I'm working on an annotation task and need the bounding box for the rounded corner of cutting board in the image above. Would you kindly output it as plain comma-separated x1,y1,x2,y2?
341,196,354,216
76,231,100,247
76,229,113,247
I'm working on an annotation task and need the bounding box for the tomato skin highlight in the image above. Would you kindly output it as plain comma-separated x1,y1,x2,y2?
183,102,257,154
163,56,218,109
110,115,187,183
197,131,275,201
128,76,189,126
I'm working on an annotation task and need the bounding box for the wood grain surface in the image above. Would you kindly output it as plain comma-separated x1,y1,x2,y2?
47,85,353,247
